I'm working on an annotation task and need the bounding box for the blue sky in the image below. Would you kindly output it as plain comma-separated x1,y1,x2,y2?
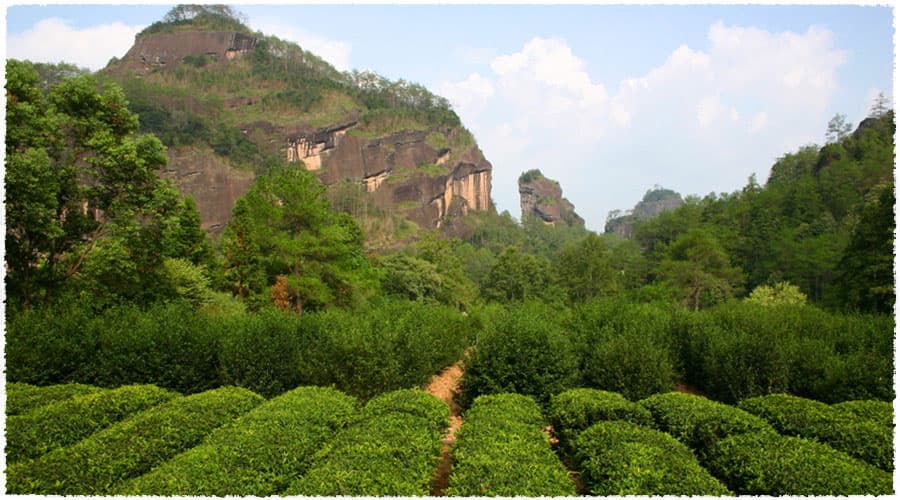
6,3,895,231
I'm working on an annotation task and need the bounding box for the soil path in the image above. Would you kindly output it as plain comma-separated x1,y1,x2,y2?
425,359,465,496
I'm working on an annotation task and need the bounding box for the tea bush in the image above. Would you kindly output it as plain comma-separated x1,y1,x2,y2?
573,420,731,495
832,399,893,429
359,388,449,432
5,382,101,416
447,393,576,496
6,386,263,495
706,431,893,495
638,392,774,461
460,302,580,408
118,386,359,496
286,389,448,496
681,302,893,403
6,384,178,462
566,299,680,400
738,393,892,471
548,388,653,453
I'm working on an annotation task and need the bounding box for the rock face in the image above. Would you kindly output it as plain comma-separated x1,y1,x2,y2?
518,170,584,227
109,29,494,233
605,187,683,238
118,31,256,73
281,123,492,228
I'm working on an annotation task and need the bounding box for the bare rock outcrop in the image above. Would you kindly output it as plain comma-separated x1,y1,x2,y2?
605,187,683,238
116,31,256,73
518,170,584,227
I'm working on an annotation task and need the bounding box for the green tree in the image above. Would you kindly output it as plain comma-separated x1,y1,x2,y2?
657,229,743,310
5,60,169,308
746,281,808,306
555,233,620,302
826,113,852,144
482,247,554,303
221,167,377,312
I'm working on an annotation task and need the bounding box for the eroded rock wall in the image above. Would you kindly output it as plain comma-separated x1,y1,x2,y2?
518,175,584,227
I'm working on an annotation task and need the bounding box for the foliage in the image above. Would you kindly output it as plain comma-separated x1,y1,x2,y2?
746,281,807,306
460,302,580,408
573,420,732,496
482,246,556,303
6,385,178,463
566,298,680,400
518,169,544,184
706,431,893,495
447,393,576,497
637,392,774,461
118,386,359,496
359,388,449,432
286,389,447,496
5,60,173,309
548,388,654,454
222,167,378,311
554,233,620,302
657,228,744,310
679,301,893,403
5,382,101,416
831,399,893,429
138,4,251,37
378,253,452,304
738,393,893,471
6,387,264,495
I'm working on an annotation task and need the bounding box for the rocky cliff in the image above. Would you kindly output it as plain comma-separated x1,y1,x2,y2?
105,22,494,236
517,170,584,227
605,187,683,238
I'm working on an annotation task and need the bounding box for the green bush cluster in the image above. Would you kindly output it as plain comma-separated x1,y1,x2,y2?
5,382,101,416
572,420,731,495
566,299,680,400
638,392,774,461
832,399,894,428
5,384,178,463
6,299,472,400
286,389,448,496
738,393,893,471
681,302,893,403
706,431,893,495
118,386,359,496
461,302,580,408
447,393,576,496
6,386,263,495
548,388,653,453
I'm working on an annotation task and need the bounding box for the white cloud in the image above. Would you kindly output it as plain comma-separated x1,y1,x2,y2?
7,18,143,71
251,18,352,71
437,73,495,119
749,111,769,134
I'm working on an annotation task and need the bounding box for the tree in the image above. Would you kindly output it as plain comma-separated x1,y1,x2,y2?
869,91,890,118
221,167,377,312
5,60,169,308
657,229,743,310
482,247,554,303
555,233,620,302
825,113,852,144
746,282,807,306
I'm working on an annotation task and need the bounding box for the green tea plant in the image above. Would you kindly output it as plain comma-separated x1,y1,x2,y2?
548,388,653,454
118,386,359,496
6,386,263,495
707,431,893,495
832,399,894,429
572,420,731,495
738,393,893,471
447,393,576,497
5,382,101,416
6,385,178,463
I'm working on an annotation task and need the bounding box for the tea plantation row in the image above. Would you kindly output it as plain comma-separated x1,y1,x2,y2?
6,382,892,496
7,299,893,407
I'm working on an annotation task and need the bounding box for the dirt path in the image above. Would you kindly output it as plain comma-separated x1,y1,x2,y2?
425,359,465,496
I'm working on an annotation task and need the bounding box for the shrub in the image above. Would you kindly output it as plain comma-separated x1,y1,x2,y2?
706,431,893,495
567,298,679,400
6,386,264,495
460,302,580,408
286,389,448,496
5,382,101,416
447,393,576,496
832,399,893,429
573,420,731,495
6,384,179,463
738,393,893,471
548,388,653,453
638,392,774,461
359,388,449,432
217,308,306,398
118,386,359,496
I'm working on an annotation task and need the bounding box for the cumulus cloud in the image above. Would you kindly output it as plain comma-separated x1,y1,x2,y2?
250,18,352,71
438,73,495,119
7,18,143,70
